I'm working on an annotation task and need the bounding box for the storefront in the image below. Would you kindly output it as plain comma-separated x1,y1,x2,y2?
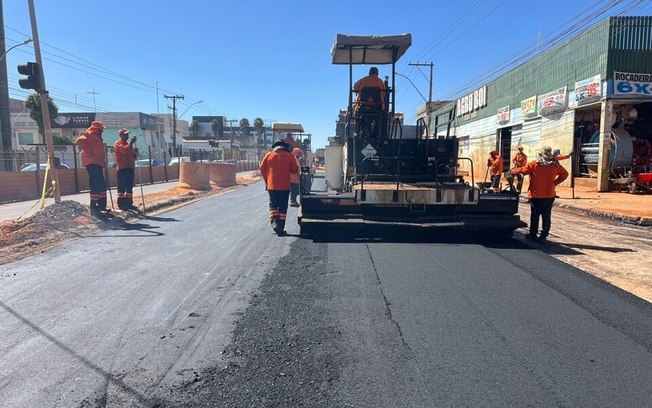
430,16,652,192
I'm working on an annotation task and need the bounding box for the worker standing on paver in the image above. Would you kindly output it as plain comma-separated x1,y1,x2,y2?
113,128,139,211
76,120,109,218
511,146,569,242
488,150,503,193
260,140,299,236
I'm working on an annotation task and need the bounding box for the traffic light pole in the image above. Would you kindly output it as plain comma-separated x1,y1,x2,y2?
27,0,59,202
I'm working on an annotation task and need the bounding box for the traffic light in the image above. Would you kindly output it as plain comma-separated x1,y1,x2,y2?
17,62,43,91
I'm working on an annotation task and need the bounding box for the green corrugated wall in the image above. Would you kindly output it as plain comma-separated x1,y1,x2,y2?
432,16,652,121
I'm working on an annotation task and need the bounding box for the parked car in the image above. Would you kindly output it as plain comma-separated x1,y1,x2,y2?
168,156,191,166
135,159,155,167
20,163,70,171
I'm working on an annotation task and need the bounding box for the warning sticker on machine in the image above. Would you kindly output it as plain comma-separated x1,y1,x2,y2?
361,144,378,157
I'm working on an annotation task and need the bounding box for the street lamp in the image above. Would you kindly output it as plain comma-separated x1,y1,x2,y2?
179,100,203,120
395,72,428,103
0,38,32,62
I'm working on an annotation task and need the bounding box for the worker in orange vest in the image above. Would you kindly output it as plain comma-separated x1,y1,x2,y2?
260,140,299,236
113,128,139,211
76,120,109,218
512,146,528,193
487,150,503,193
511,146,569,242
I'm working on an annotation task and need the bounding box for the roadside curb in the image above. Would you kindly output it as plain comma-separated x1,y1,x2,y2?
554,202,652,227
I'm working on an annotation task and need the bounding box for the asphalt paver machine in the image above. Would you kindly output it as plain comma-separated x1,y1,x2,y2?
298,33,525,236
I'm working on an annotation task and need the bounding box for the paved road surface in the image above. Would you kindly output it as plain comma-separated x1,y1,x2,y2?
1,181,650,407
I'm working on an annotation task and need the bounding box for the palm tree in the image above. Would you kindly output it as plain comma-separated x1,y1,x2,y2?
210,118,223,138
239,118,250,144
25,93,58,143
253,117,265,153
190,120,200,138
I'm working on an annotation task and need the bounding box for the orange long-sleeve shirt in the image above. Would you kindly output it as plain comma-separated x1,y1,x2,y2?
113,139,137,170
489,155,503,176
511,160,569,199
354,75,386,109
76,131,106,167
259,148,299,191
513,152,527,167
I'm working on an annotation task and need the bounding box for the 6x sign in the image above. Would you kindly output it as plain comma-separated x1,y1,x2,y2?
614,71,652,96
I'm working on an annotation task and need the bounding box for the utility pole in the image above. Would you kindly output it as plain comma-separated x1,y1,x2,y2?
0,2,10,171
227,118,238,160
409,62,434,136
164,94,184,157
87,87,99,112
27,0,60,202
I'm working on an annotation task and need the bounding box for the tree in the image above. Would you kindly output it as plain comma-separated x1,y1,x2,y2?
25,93,58,141
190,120,200,137
52,134,72,145
253,117,265,151
210,118,223,138
239,118,250,137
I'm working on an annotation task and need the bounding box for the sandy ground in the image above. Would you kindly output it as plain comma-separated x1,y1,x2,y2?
0,172,261,267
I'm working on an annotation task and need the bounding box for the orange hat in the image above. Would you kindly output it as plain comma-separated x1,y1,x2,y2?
119,128,130,136
90,120,105,130
291,148,302,157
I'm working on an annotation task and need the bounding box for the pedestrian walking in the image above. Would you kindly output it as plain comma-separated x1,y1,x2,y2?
487,150,503,193
113,128,139,211
510,146,569,242
76,120,109,218
512,146,528,193
260,140,299,236
289,148,302,207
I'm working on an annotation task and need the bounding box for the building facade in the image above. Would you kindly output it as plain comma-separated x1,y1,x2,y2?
430,16,652,192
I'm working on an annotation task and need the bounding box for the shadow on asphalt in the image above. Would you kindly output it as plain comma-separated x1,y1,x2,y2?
534,240,635,255
96,218,164,237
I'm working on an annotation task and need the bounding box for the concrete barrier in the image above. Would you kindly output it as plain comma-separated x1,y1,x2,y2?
178,162,211,190
209,162,236,187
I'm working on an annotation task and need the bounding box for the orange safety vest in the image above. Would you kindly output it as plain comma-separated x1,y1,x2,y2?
511,160,569,199
113,139,137,170
76,131,106,167
260,148,299,191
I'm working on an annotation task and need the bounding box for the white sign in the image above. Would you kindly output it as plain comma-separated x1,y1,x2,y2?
574,74,601,104
497,106,510,123
614,71,652,96
361,144,377,157
456,86,487,117
538,86,567,116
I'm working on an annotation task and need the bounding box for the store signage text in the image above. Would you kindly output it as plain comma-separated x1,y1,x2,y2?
456,86,487,117
574,74,601,104
521,95,537,117
614,71,652,96
497,106,510,123
538,86,567,116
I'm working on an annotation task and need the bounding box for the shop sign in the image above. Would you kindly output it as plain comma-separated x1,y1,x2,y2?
538,86,567,116
139,113,158,130
51,113,96,128
614,71,652,96
574,74,601,105
497,106,510,123
456,86,487,117
520,95,538,118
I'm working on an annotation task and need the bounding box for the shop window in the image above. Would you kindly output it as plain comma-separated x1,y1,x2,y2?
18,132,33,145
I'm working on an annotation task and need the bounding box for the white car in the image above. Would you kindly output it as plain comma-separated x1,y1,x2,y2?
168,157,191,166
20,163,70,171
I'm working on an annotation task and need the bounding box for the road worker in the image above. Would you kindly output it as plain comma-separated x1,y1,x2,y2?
353,66,386,112
76,120,109,218
511,146,569,242
487,150,503,193
289,148,302,207
512,146,528,193
260,140,299,236
553,148,572,161
113,128,139,211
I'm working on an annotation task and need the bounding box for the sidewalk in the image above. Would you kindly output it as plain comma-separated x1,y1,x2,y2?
0,181,179,223
547,184,652,227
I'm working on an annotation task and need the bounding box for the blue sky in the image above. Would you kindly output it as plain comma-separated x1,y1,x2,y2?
4,0,651,149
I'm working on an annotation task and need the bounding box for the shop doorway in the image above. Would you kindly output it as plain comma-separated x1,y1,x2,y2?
497,127,512,170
